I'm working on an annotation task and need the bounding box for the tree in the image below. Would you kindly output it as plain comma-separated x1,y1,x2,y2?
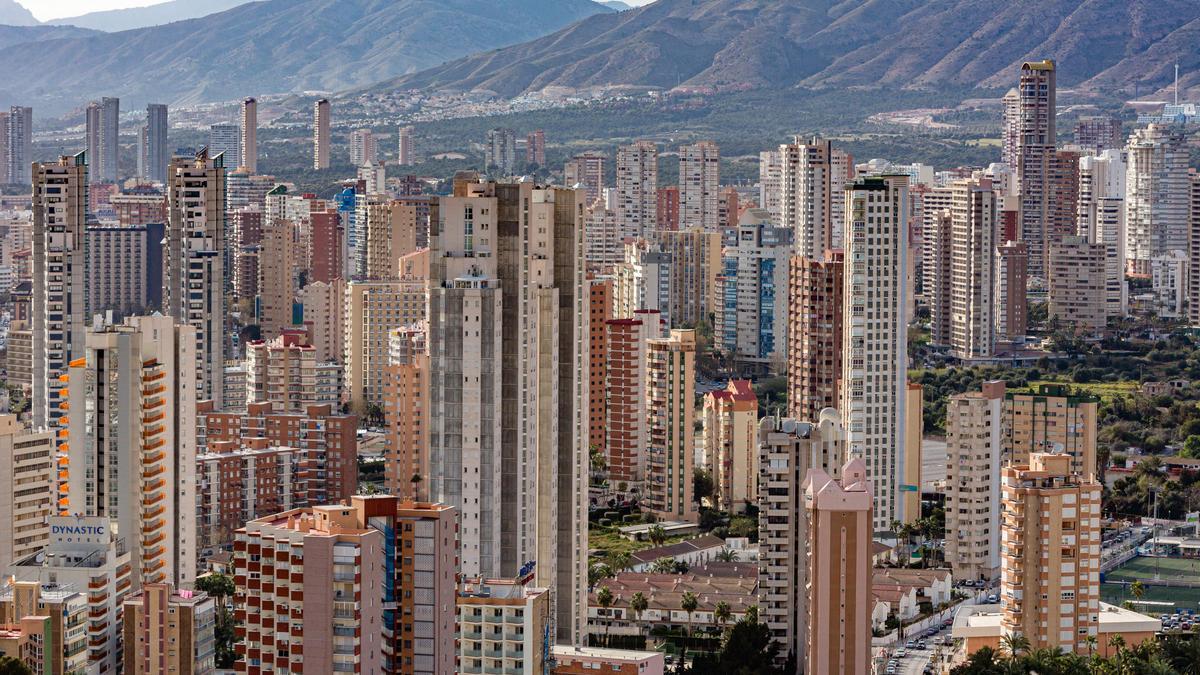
630,591,649,629
1162,635,1200,675
1000,633,1030,658
713,601,732,635
680,591,699,640
650,556,679,574
1130,580,1146,603
694,468,715,504
0,657,31,675
597,586,615,644
715,547,739,562
647,524,667,547
194,573,237,667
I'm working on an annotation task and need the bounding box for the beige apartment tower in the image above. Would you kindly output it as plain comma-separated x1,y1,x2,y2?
678,140,720,230
32,153,88,429
123,582,217,675
779,137,852,259
1004,383,1099,480
644,329,696,522
0,415,55,572
1048,235,1107,337
945,381,1005,582
313,98,331,169
805,458,873,675
616,141,658,239
1000,453,1102,654
702,380,757,513
758,411,846,668
241,97,257,172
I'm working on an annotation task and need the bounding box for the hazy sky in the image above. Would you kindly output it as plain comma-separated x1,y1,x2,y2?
19,0,657,21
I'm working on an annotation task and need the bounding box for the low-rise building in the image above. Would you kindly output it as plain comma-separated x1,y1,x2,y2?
551,646,664,675
458,577,552,675
0,581,89,674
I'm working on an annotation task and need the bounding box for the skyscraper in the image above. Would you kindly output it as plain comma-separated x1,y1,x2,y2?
428,178,588,643
5,106,32,185
526,129,546,166
86,97,120,182
1125,123,1189,275
313,98,331,169
144,103,168,183
841,175,910,530
65,314,199,586
1048,235,1107,336
714,209,791,368
397,125,414,165
31,154,87,429
945,381,1005,582
994,240,1029,343
702,380,757,513
564,152,606,205
616,141,658,239
779,137,851,260
804,458,872,675
1014,60,1056,279
350,129,377,167
240,97,257,172
1189,170,1200,326
1004,383,1099,479
164,151,227,406
644,329,696,522
1077,150,1128,318
1000,453,1101,654
485,127,517,175
757,412,845,668
787,251,843,424
603,311,662,483
678,140,719,230
948,178,997,360
207,123,241,168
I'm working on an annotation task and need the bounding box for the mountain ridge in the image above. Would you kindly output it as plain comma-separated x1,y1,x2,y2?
365,0,1200,99
0,0,613,114
0,0,37,25
45,0,255,32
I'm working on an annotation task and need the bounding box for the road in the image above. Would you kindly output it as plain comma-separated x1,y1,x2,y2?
880,622,956,675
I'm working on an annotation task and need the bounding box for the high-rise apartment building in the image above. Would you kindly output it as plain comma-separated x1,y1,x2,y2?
945,381,1005,583
344,278,427,409
758,149,782,221
245,330,341,409
787,251,843,424
1048,235,1107,337
4,106,33,185
122,582,217,675
207,123,241,169
457,577,552,675
31,154,87,429
603,310,662,484
258,216,297,339
757,412,846,668
1073,115,1122,154
526,129,546,166
65,315,199,586
779,137,851,259
144,103,169,183
234,504,385,674
644,329,696,522
86,97,120,182
352,496,458,675
300,279,345,363
1189,171,1200,326
1014,60,1056,279
948,178,996,360
9,517,133,671
702,380,757,513
1078,150,1128,318
1000,453,1101,654
241,97,258,172
165,151,226,406
397,125,414,165
714,209,791,369
584,201,620,268
350,128,377,167
1004,383,1099,479
564,152,605,204
678,141,719,230
587,278,612,457
86,222,164,318
0,415,54,572
616,141,658,239
1125,123,1189,275
656,227,721,327
841,175,911,530
428,179,588,643
656,185,680,230
313,98,331,169
486,127,517,175
364,199,421,279
0,581,90,674
805,458,872,675
994,241,1028,344
383,324,428,499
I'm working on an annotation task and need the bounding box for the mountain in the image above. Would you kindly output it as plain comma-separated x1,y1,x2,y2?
598,1,632,9
0,0,37,25
0,0,613,114
0,24,99,50
370,0,1200,99
46,0,255,32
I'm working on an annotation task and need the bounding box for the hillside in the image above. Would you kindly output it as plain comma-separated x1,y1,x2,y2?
368,0,1200,99
0,0,613,114
46,0,255,32
0,0,36,26
0,24,98,50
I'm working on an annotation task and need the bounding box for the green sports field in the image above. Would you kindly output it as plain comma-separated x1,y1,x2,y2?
1102,557,1200,615
1106,556,1200,582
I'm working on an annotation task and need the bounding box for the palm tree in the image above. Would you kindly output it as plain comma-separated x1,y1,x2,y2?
650,557,678,574
597,586,614,645
1162,635,1200,674
607,551,632,574
647,524,667,547
713,601,732,636
715,547,739,563
680,591,699,643
1085,634,1097,657
1000,632,1030,659
630,591,649,635
1130,579,1146,603
1107,634,1126,655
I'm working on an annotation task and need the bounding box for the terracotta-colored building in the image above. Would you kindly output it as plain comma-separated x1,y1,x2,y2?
123,583,216,675
604,311,662,483
588,277,613,456
701,380,758,513
787,251,843,423
552,647,664,675
308,209,342,284
383,325,429,499
656,186,679,231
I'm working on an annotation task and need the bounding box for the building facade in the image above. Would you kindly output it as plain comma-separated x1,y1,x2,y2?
945,382,1005,583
